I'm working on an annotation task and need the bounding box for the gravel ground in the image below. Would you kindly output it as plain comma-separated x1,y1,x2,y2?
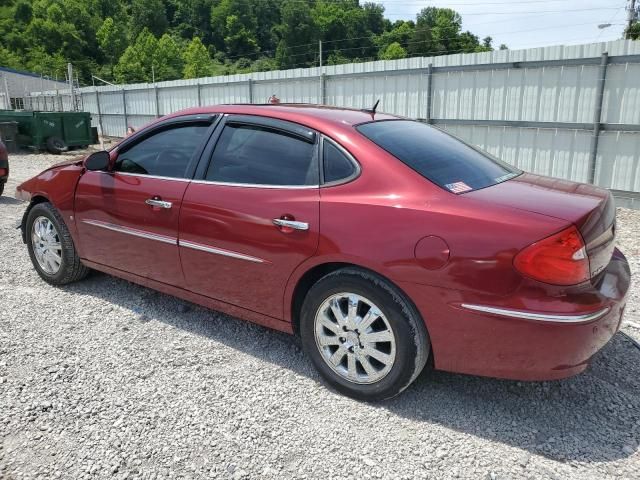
1,152,639,480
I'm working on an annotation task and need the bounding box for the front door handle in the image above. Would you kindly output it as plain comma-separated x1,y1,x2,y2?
272,218,309,231
145,198,172,209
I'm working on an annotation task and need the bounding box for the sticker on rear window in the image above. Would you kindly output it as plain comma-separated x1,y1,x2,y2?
445,181,472,193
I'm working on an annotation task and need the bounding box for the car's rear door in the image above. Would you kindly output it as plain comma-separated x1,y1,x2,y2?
178,115,320,319
74,115,216,287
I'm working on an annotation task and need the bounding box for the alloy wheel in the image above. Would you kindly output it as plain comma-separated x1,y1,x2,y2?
314,292,396,384
31,216,62,275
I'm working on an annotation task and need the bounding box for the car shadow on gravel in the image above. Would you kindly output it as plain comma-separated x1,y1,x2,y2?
64,272,640,465
0,196,22,205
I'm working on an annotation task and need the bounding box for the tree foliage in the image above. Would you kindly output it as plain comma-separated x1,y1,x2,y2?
0,0,502,84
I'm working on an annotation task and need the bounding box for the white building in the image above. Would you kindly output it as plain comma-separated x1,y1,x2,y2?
0,66,68,109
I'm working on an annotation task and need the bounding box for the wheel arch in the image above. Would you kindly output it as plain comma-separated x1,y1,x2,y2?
20,195,50,243
288,261,430,347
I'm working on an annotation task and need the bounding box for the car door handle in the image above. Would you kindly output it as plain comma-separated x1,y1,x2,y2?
145,198,172,209
272,218,309,231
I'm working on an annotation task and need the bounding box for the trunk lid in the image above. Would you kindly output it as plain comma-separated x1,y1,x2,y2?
468,173,616,280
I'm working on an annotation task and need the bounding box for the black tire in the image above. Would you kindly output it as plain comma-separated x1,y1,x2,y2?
0,182,4,196
45,136,67,154
26,202,89,285
300,268,430,401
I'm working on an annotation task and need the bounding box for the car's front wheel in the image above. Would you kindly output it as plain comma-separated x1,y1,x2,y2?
300,268,430,401
26,202,89,285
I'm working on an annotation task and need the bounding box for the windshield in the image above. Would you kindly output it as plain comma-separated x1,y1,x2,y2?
356,120,520,193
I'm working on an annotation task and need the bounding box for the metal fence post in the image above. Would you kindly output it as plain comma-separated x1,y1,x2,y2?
197,82,202,106
248,78,253,104
425,63,433,124
154,85,160,118
588,52,609,185
122,87,128,135
95,88,104,139
320,73,327,105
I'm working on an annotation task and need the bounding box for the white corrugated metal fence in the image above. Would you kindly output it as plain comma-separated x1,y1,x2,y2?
26,39,640,207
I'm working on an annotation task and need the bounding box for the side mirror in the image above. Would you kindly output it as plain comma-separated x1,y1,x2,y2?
85,151,111,171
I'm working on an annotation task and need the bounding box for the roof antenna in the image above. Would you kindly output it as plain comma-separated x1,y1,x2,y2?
361,99,380,116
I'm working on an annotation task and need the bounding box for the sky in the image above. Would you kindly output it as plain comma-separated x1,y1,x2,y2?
378,0,631,50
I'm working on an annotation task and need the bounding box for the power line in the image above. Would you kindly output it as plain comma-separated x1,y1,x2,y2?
385,6,624,16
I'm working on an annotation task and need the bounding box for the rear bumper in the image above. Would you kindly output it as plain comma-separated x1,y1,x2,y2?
400,248,630,381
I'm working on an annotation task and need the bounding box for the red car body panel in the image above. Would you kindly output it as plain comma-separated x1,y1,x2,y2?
179,183,320,319
16,104,630,381
74,171,189,286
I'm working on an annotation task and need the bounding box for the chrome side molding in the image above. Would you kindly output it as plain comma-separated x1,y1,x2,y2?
81,219,177,245
460,303,611,323
178,239,266,264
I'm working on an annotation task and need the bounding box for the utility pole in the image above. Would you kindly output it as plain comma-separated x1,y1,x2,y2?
67,63,76,112
319,40,323,69
2,74,11,109
627,0,638,39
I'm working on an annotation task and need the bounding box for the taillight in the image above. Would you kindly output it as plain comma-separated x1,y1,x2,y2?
514,225,590,285
0,168,6,177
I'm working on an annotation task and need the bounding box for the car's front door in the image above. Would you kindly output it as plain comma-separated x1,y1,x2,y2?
74,117,214,287
179,115,320,319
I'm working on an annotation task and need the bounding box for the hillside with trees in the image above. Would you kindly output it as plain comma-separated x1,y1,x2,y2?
0,0,502,84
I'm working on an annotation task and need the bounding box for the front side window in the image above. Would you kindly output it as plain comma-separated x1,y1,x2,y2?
114,124,209,179
206,123,318,186
323,140,357,184
356,120,520,193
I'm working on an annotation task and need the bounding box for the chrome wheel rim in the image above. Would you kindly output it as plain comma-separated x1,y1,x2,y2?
314,293,396,385
31,216,62,275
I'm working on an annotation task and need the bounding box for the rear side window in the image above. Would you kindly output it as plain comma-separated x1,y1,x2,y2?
356,120,520,193
323,140,357,184
206,124,318,186
115,124,209,178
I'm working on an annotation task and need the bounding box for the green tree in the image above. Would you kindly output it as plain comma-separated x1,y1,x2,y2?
210,0,258,55
275,0,317,68
627,23,640,40
0,46,24,70
14,1,33,24
253,0,281,53
224,14,259,57
130,0,168,38
170,0,215,41
25,46,67,79
376,20,414,53
379,42,406,60
154,34,184,80
97,17,127,63
114,28,159,83
183,36,213,78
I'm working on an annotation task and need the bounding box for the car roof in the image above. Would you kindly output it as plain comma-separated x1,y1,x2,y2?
164,104,402,133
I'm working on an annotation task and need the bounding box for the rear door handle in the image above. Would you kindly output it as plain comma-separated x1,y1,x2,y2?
272,218,309,231
145,198,172,209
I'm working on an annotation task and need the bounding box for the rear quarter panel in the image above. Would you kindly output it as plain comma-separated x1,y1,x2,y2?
284,132,569,321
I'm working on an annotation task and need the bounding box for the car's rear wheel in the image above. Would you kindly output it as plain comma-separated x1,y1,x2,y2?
26,202,89,285
0,182,4,196
300,268,430,401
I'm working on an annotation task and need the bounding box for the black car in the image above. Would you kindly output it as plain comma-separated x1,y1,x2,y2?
0,140,8,196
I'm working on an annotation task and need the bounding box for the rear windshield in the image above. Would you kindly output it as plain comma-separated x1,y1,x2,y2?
356,120,520,193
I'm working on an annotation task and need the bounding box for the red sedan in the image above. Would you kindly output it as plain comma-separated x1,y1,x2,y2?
16,105,630,400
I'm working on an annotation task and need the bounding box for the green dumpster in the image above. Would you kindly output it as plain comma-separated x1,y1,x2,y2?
0,111,93,154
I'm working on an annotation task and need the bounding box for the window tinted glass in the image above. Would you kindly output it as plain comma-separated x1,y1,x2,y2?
114,125,209,178
323,140,356,183
207,124,317,186
357,120,520,193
